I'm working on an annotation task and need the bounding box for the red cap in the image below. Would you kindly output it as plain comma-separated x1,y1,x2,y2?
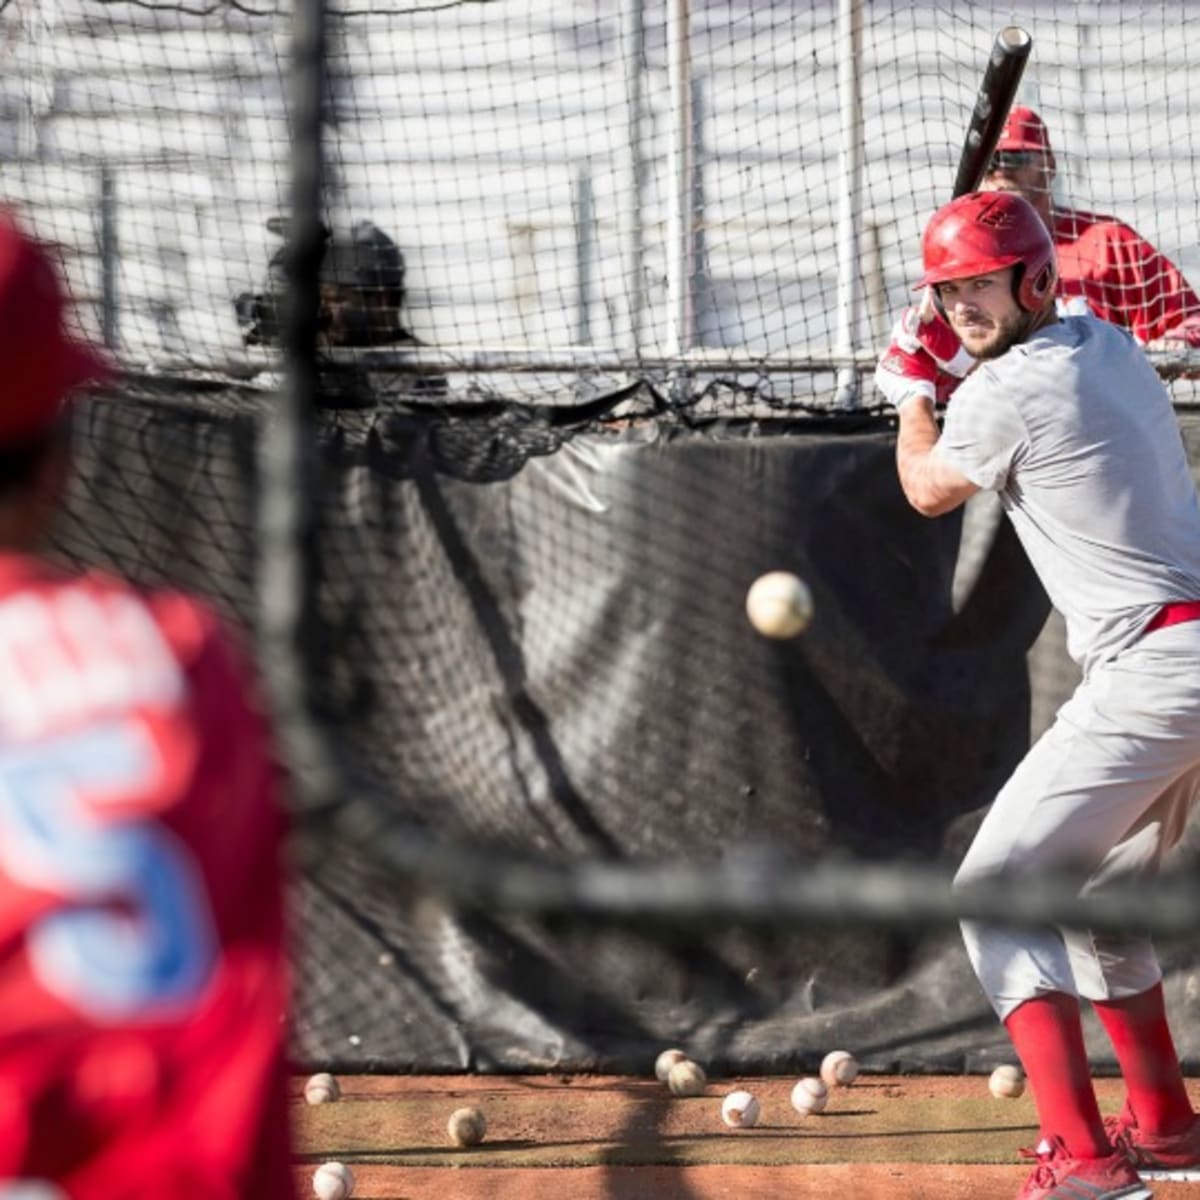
996,106,1055,164
0,212,111,448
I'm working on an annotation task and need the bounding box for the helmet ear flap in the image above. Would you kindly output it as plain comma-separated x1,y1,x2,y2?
1014,259,1057,312
1028,260,1057,309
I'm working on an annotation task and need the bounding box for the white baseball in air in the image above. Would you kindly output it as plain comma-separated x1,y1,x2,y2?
667,1059,708,1097
988,1063,1026,1099
746,571,814,639
820,1049,859,1088
655,1047,689,1082
790,1076,829,1115
304,1072,341,1104
721,1089,761,1128
312,1161,354,1200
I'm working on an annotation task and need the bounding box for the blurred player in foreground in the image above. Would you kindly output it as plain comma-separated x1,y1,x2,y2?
0,213,295,1197
876,189,1200,1199
982,105,1200,349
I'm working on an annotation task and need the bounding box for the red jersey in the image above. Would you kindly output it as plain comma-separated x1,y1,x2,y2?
1052,206,1200,345
0,555,294,1199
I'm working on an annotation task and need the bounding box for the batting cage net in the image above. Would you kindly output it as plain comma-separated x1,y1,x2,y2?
6,0,1200,407
11,0,1200,1074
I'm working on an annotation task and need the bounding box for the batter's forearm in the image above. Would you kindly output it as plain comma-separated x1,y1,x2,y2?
895,397,941,508
895,398,977,517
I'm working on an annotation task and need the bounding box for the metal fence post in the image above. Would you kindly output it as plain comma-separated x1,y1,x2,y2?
99,164,118,350
574,169,595,345
621,0,648,355
666,0,694,400
833,0,865,408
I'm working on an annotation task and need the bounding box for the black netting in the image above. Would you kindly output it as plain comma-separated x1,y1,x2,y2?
21,1,1200,1074
4,1,1199,408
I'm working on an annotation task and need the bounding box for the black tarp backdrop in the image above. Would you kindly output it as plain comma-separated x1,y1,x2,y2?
50,382,1200,1075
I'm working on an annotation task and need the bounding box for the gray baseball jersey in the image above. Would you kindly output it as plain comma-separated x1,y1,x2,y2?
934,315,1200,675
933,314,1200,1018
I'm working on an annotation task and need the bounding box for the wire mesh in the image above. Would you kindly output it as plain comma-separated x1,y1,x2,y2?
4,1,1200,406
21,0,1200,1071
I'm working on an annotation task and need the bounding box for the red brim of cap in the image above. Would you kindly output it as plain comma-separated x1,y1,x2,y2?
912,269,959,291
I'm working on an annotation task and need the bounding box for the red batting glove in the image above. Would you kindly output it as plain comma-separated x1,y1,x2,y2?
892,289,975,397
874,339,938,411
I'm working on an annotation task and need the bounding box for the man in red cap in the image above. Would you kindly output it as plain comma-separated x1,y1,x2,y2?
0,211,296,1197
983,105,1200,348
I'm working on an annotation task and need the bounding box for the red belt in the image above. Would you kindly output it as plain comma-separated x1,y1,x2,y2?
1144,600,1200,634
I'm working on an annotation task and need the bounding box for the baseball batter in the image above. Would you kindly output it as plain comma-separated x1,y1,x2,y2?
876,189,1200,1199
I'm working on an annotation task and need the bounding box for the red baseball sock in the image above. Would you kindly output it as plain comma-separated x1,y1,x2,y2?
1094,982,1195,1135
1004,991,1110,1159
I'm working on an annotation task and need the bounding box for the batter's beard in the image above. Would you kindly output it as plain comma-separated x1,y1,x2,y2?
970,309,1038,360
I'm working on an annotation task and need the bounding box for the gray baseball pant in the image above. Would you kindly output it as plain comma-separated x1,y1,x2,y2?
955,621,1200,1020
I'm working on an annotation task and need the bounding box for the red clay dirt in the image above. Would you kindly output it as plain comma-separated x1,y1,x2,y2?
291,1073,1200,1199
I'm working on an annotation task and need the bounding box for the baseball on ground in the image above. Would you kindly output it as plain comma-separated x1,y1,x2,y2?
745,571,814,639
304,1072,341,1105
447,1106,488,1146
988,1063,1026,1099
820,1049,859,1088
790,1076,829,1115
720,1089,761,1128
667,1059,708,1097
655,1047,689,1082
312,1161,354,1200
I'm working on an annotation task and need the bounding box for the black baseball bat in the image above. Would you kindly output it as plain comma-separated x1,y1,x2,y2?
952,26,1033,198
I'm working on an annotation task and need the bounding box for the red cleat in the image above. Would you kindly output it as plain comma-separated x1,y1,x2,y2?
1015,1134,1151,1199
1106,1101,1200,1181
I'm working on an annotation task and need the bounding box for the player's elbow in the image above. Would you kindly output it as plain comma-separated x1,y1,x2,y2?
898,468,939,517
908,489,961,518
904,493,945,518
899,471,972,518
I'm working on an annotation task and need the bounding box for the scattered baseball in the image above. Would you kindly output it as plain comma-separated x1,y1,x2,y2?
304,1072,341,1105
820,1049,859,1088
667,1059,708,1097
312,1161,354,1200
721,1089,761,1128
745,571,814,639
655,1048,689,1082
447,1105,488,1146
988,1063,1025,1099
790,1076,829,1116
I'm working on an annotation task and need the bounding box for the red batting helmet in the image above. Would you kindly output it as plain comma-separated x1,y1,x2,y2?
0,211,111,447
916,190,1056,312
